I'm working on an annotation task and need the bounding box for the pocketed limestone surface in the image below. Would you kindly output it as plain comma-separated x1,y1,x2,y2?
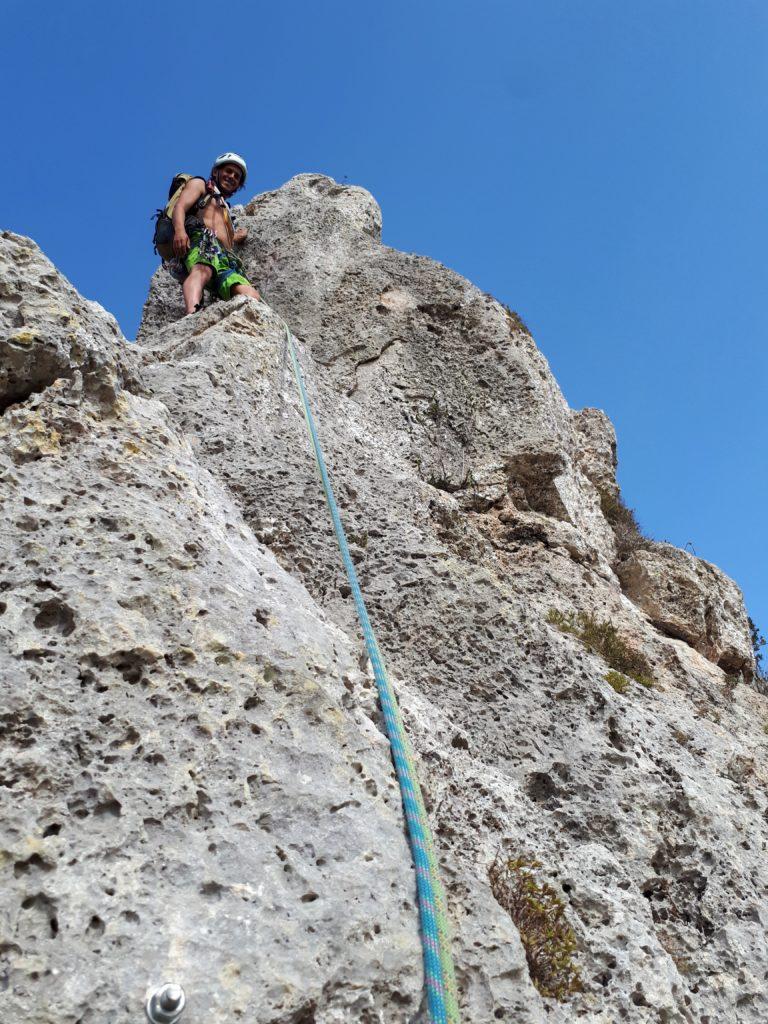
0,361,430,1024
616,543,754,675
1,178,766,1023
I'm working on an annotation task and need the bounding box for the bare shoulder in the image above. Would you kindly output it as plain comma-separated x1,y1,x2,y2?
181,177,206,199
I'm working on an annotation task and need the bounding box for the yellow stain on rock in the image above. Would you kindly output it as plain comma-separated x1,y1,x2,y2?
167,463,192,481
257,766,278,786
165,926,188,980
48,306,75,324
230,882,259,900
218,962,253,1015
322,706,346,730
15,414,61,456
112,394,132,418
204,637,245,661
237,662,271,688
8,330,38,347
21,836,46,858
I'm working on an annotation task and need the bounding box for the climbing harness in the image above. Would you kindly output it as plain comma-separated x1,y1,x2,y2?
283,324,460,1024
152,174,237,260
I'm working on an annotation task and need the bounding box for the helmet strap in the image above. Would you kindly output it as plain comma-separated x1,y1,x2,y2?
207,173,231,200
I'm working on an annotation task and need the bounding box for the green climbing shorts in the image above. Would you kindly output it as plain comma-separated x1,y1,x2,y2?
184,230,252,300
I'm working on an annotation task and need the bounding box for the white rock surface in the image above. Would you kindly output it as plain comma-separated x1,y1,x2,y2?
0,366,429,1024
0,231,136,411
617,544,754,676
1,178,765,1023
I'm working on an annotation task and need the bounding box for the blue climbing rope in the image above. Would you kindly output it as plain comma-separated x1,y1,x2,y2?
283,325,460,1023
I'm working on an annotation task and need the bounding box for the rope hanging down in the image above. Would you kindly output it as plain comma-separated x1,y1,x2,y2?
283,325,460,1024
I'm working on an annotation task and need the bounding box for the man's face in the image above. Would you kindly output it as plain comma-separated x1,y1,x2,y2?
217,163,243,193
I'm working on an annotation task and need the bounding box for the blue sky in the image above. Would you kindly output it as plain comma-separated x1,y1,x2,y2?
3,0,766,650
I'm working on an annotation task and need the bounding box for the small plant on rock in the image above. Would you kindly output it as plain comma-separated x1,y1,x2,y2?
425,395,444,425
605,670,629,694
597,485,648,561
724,673,741,695
749,617,767,682
546,608,579,636
489,854,582,1000
547,608,655,688
501,302,531,335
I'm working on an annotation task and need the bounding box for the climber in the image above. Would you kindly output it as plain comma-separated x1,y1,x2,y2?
171,152,261,314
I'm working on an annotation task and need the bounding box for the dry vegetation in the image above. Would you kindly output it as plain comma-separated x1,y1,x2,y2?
547,609,655,688
489,855,582,1000
597,485,649,562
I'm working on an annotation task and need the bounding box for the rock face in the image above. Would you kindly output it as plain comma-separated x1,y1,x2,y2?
1,180,766,1024
617,544,754,676
0,232,135,412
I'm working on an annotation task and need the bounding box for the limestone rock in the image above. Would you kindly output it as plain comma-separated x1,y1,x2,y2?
138,174,382,344
0,368,426,1024
0,231,138,411
571,408,618,496
142,174,616,569
2,175,766,1024
617,543,755,676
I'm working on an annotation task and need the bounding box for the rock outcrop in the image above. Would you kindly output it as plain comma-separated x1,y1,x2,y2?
617,544,754,676
0,232,136,412
1,178,765,1024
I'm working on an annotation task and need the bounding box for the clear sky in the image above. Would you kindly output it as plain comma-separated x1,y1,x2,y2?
3,0,766,652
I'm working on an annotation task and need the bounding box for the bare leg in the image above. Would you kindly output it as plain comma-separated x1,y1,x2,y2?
183,265,213,313
231,284,261,302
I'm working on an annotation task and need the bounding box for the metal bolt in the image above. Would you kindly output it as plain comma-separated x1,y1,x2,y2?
146,983,186,1024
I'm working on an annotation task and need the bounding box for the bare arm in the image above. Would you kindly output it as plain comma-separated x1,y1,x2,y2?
233,227,248,245
172,179,206,257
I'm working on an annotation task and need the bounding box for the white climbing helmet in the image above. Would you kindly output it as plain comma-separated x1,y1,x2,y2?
211,152,248,188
